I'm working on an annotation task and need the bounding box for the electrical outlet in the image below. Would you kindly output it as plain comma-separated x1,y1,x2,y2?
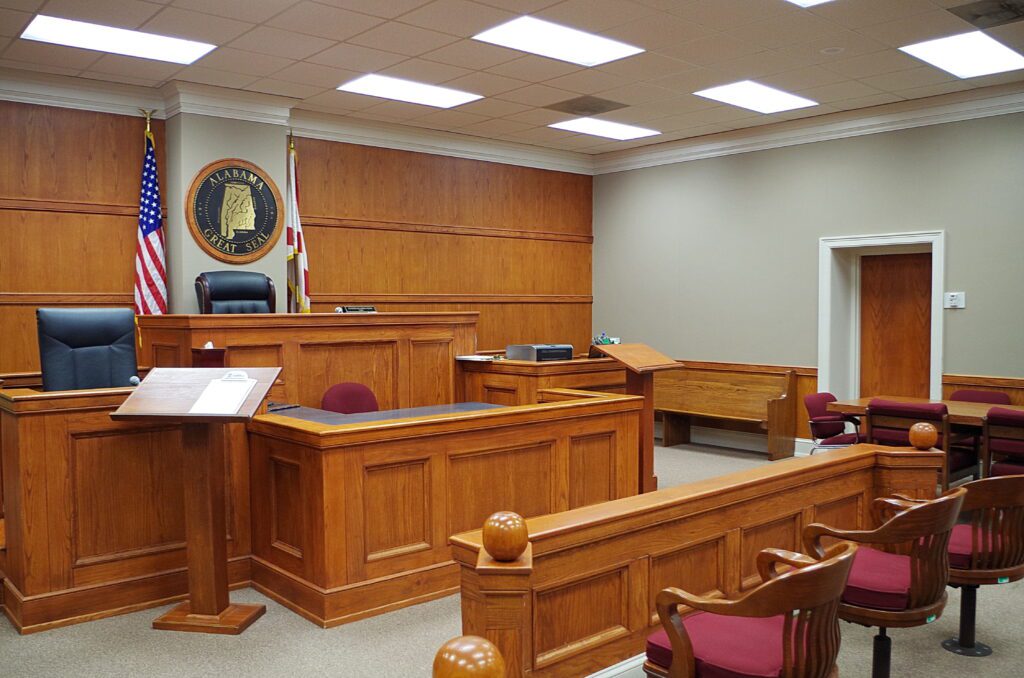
944,292,966,309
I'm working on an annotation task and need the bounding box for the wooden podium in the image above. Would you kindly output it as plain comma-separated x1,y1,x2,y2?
111,367,280,634
589,344,680,493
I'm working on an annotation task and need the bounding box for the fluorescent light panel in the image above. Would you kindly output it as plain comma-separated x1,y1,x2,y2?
899,31,1024,79
549,117,660,141
473,16,643,67
338,74,481,108
785,0,838,7
694,80,818,114
20,15,215,64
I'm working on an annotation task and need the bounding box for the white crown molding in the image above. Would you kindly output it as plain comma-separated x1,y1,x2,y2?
161,81,293,126
0,68,164,118
593,82,1024,175
288,108,594,175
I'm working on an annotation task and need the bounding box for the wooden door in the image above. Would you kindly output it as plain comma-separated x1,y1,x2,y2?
859,252,931,398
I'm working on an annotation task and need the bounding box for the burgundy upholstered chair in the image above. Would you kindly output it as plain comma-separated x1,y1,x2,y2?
804,488,966,678
941,476,1024,657
804,392,861,452
644,542,858,678
321,382,379,414
949,390,1012,460
983,407,1024,477
865,399,975,489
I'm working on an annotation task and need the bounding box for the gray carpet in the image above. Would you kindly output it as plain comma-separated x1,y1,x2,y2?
1,443,1020,677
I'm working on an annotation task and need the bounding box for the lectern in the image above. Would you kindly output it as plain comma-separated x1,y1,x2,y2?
590,344,680,493
111,367,280,634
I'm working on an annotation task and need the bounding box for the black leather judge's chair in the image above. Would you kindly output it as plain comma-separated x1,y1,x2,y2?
36,308,138,391
195,271,276,314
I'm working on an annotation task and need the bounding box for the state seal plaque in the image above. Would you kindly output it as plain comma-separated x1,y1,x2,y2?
185,158,283,264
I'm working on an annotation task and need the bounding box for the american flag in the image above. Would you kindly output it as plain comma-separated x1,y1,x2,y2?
286,137,311,313
134,129,168,315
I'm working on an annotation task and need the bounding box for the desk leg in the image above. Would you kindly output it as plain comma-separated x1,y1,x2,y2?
153,423,265,634
626,372,658,494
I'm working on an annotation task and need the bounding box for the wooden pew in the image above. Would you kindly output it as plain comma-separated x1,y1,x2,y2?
451,444,942,677
655,363,798,459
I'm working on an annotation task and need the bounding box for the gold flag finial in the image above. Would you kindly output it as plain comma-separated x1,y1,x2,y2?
139,108,154,133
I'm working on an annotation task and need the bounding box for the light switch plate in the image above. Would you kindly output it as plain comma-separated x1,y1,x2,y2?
944,292,966,309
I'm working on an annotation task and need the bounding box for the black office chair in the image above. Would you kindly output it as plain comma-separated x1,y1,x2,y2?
36,308,138,391
195,271,276,314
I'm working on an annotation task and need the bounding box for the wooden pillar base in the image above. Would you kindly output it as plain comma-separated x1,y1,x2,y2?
153,602,266,635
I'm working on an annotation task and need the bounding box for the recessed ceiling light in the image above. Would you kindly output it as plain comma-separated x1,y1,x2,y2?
693,80,818,114
899,31,1024,79
473,16,644,67
20,15,215,64
338,74,482,108
549,117,660,140
785,0,838,7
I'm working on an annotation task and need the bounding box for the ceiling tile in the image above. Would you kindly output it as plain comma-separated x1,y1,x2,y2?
229,27,335,60
410,107,488,127
797,79,886,103
495,83,579,106
714,49,811,80
458,117,533,135
456,96,530,117
359,99,438,119
543,68,630,94
724,12,848,51
988,21,1024,53
299,89,380,110
895,80,974,100
472,0,560,13
858,9,974,49
0,57,80,76
267,2,382,41
2,39,102,69
420,39,521,70
141,7,254,44
670,0,797,32
658,35,766,67
767,103,840,122
89,53,184,79
591,105,666,123
535,0,657,33
41,0,163,30
807,0,936,30
599,13,712,50
275,60,359,87
343,107,410,123
503,107,577,125
443,70,528,96
487,55,583,81
822,49,921,79
170,0,299,24
0,36,9,51
965,69,1024,89
0,8,30,37
859,65,955,93
829,91,903,110
173,65,260,88
306,42,406,71
649,67,740,95
192,47,292,77
79,70,163,87
595,52,698,81
593,81,678,105
380,57,472,83
759,64,850,91
314,0,433,19
502,125,576,142
396,0,515,38
245,77,327,99
0,1,44,10
773,29,889,66
347,21,458,56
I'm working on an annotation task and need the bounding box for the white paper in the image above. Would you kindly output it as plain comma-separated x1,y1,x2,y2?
188,375,257,415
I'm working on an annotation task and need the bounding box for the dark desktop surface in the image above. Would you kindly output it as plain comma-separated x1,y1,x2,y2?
267,401,503,425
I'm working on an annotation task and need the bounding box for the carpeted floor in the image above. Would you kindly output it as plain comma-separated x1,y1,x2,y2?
2,443,1020,677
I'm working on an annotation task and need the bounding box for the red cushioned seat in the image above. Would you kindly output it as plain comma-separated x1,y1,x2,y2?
991,461,1024,477
871,427,912,446
842,546,911,611
646,613,785,678
991,439,1024,456
949,449,978,473
949,523,1004,570
821,432,859,446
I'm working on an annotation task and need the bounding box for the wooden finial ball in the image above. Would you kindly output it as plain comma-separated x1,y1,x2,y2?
909,422,939,450
482,511,528,562
433,635,506,678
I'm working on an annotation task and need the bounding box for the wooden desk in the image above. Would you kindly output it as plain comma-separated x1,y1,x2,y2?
245,389,642,627
828,396,1024,427
137,312,478,409
459,357,625,405
451,444,943,677
0,386,251,633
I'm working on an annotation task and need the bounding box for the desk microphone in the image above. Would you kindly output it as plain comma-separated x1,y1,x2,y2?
129,376,141,386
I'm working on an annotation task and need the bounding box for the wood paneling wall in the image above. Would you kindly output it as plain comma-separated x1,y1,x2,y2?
294,138,593,352
0,101,166,376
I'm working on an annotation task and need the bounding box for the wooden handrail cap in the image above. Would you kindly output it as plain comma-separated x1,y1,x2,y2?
482,511,528,561
909,422,939,450
433,635,506,677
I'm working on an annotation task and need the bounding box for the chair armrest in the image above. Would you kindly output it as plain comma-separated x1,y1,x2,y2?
871,496,920,526
654,589,701,678
756,548,817,582
803,523,883,558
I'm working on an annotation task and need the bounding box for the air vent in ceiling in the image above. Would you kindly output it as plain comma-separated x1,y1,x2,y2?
948,0,1024,29
544,95,627,116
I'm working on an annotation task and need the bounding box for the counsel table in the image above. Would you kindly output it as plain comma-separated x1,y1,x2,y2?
828,396,1024,427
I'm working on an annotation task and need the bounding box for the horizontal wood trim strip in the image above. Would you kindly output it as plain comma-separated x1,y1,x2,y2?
943,374,1024,390
311,293,592,304
0,293,133,305
676,360,817,377
0,197,166,217
301,215,593,244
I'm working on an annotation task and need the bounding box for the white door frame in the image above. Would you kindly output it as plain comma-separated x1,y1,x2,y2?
817,231,945,400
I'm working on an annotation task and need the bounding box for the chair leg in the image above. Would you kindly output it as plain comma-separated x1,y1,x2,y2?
942,585,993,656
871,627,891,678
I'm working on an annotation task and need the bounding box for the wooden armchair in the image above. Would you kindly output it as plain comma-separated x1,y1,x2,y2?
644,542,857,678
941,475,1024,657
803,488,967,678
